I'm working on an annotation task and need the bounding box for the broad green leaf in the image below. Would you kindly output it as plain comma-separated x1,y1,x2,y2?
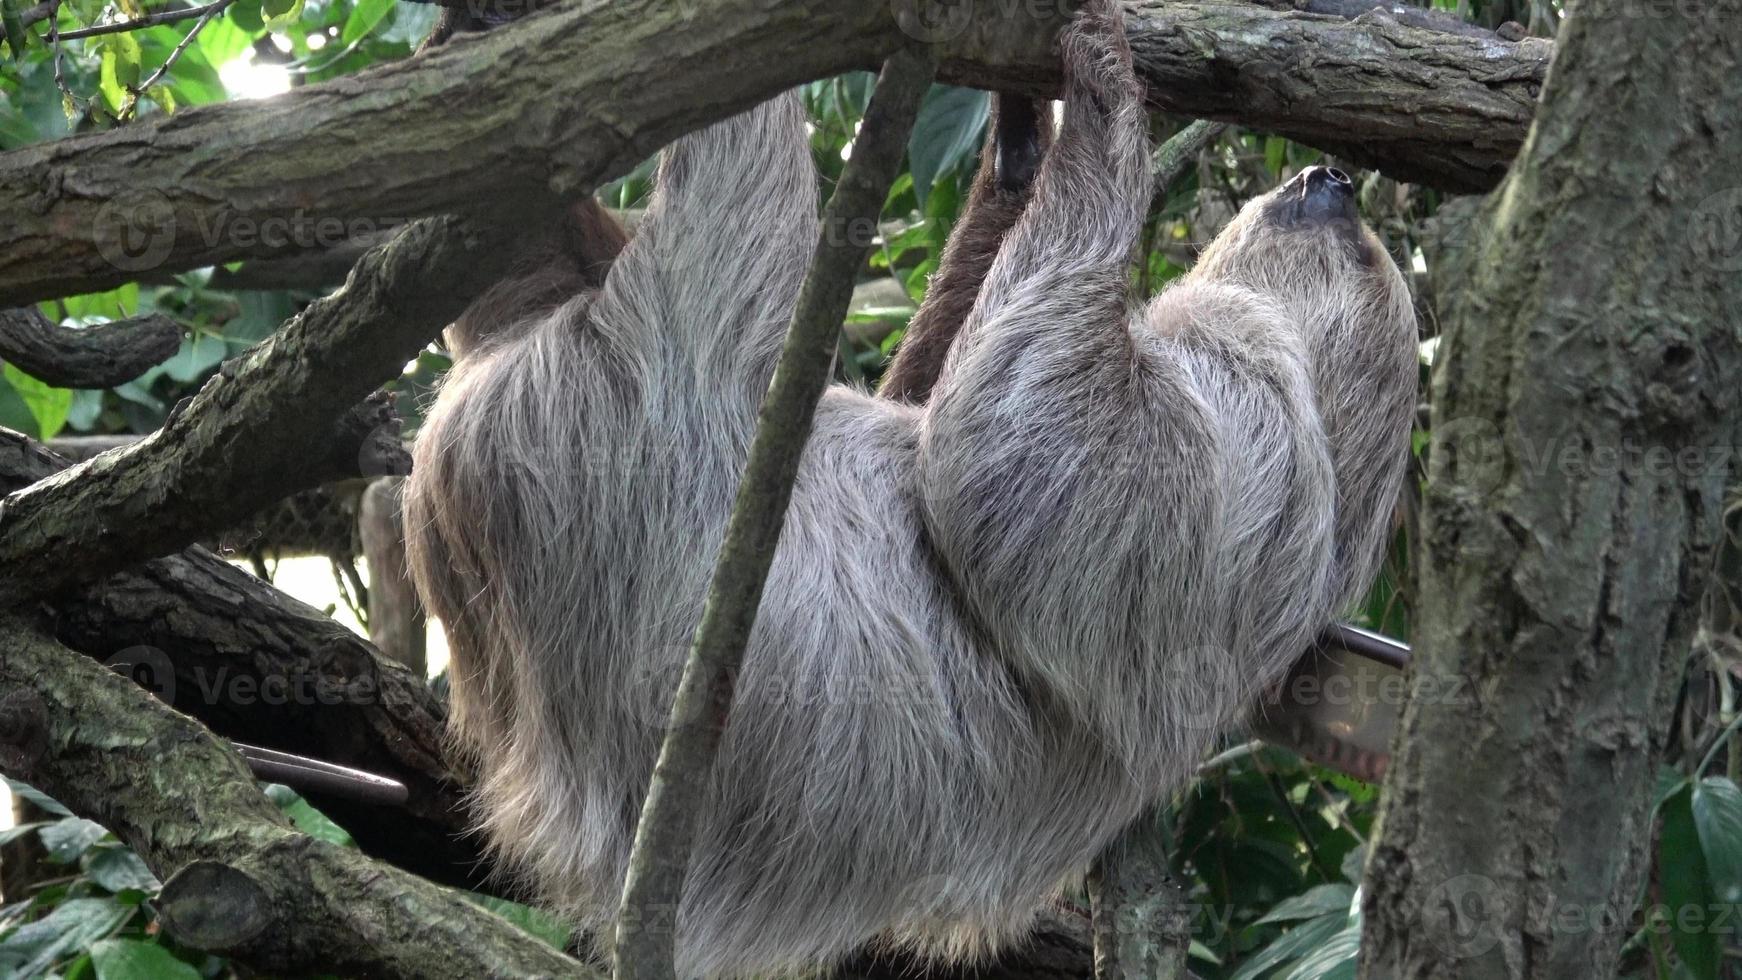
3,778,73,816
1,0,26,60
261,0,304,31
95,33,143,115
154,333,227,383
51,283,138,322
1660,783,1721,979
0,372,41,435
3,363,72,438
0,898,131,978
264,784,354,846
1280,919,1360,980
39,817,108,863
84,846,160,894
1255,883,1355,925
379,3,435,45
1229,912,1345,980
1265,136,1287,177
340,0,395,46
197,16,253,70
90,938,200,980
907,85,987,208
228,0,264,33
1693,776,1742,904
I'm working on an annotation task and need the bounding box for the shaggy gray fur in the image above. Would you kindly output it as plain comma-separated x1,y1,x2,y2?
403,3,1418,975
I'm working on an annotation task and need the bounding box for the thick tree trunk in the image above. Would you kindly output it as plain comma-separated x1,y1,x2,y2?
1359,0,1742,977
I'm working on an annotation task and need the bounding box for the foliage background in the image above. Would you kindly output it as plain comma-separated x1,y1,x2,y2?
1,0,1738,977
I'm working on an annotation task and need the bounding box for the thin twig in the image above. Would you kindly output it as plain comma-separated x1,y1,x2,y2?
50,0,219,41
1152,118,1228,195
610,46,936,980
45,0,82,111
120,0,232,117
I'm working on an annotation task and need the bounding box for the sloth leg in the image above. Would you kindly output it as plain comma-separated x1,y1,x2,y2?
879,93,1052,404
919,0,1333,772
589,92,817,409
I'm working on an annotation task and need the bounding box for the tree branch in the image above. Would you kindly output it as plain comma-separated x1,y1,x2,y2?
0,0,1550,308
0,212,523,604
1088,811,1192,980
0,616,592,978
612,46,934,980
0,308,181,387
0,430,490,891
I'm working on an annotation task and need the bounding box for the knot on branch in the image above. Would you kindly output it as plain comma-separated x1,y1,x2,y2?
159,860,275,952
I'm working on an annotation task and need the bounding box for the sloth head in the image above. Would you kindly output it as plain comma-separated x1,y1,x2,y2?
1189,165,1413,340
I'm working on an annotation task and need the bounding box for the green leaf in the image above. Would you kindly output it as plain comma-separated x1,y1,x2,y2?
0,373,38,436
3,363,72,438
1265,136,1288,177
260,0,303,31
95,33,143,114
263,784,354,846
39,817,108,863
227,0,264,33
52,283,138,322
90,938,200,980
4,778,73,816
339,0,395,45
1279,919,1360,980
1660,783,1721,979
1,0,27,60
0,898,131,978
1693,777,1742,904
154,333,227,383
1254,883,1355,925
1229,912,1345,980
84,847,160,894
906,85,987,208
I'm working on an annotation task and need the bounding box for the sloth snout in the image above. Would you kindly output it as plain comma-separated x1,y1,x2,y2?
1300,166,1357,224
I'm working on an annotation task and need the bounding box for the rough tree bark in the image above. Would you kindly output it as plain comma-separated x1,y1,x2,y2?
1359,0,1742,976
0,618,589,978
0,214,526,604
0,309,181,388
0,0,1549,307
0,432,487,893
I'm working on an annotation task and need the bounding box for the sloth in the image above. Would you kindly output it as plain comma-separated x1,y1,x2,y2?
403,2,1418,976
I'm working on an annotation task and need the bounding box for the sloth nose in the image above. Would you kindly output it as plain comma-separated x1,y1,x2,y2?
1299,165,1357,224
